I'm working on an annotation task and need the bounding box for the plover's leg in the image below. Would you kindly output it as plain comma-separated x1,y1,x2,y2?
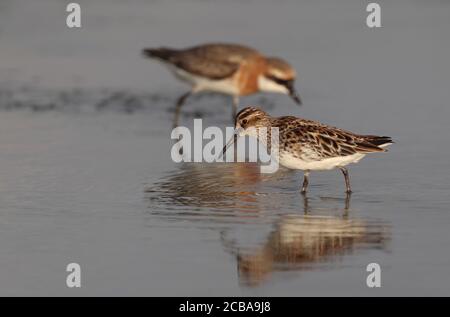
173,91,191,128
231,95,239,120
340,167,352,193
301,171,310,193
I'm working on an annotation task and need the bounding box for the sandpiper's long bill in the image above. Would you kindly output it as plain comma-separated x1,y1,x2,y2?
142,43,301,126
224,106,393,193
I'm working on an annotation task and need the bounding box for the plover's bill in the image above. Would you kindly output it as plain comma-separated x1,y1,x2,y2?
224,106,393,193
142,43,301,126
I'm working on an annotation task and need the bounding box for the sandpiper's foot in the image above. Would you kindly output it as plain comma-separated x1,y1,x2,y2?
340,167,352,194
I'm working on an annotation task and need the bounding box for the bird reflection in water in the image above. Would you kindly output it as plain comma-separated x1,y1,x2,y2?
146,163,390,287
146,162,285,214
222,196,389,287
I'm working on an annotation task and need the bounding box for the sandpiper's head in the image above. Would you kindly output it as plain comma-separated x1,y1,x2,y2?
234,106,271,137
259,57,302,105
221,106,272,157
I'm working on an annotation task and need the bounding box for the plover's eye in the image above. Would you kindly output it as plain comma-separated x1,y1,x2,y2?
242,119,248,125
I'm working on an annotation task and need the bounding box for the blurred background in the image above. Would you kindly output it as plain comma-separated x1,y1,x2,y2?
0,0,449,296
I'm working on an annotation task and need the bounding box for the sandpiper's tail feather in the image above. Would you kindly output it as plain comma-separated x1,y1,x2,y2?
363,135,393,148
142,47,178,62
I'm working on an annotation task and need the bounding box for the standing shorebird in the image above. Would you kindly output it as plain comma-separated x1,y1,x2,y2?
142,43,301,127
223,107,393,193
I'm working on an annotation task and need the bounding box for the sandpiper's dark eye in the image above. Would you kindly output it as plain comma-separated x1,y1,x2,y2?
242,119,248,125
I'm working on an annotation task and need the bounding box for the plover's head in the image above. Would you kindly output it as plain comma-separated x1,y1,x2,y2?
259,57,302,105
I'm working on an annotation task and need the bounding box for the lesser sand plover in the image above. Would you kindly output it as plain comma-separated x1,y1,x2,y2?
142,43,301,126
224,107,393,193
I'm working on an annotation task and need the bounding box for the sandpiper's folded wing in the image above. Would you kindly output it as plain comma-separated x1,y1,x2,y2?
282,124,386,161
274,115,391,159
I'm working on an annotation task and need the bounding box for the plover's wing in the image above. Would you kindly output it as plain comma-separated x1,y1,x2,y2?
143,44,257,80
175,44,262,80
171,53,240,80
282,124,386,160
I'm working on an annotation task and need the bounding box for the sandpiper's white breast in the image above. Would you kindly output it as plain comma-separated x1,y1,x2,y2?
279,151,366,171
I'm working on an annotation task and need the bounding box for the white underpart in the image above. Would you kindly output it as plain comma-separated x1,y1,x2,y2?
279,152,366,171
279,141,392,171
257,75,289,94
165,64,239,95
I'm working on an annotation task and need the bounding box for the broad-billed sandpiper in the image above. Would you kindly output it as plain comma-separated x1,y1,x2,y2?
142,43,301,126
224,107,393,193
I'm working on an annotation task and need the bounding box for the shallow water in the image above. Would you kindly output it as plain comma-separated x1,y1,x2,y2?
1,0,450,295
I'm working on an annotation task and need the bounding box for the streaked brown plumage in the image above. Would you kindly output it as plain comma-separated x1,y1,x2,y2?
228,106,393,193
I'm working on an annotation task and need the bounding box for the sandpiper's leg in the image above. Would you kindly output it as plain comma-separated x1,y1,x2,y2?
340,167,352,193
301,171,310,193
302,193,310,214
231,95,239,120
173,91,191,128
344,191,351,217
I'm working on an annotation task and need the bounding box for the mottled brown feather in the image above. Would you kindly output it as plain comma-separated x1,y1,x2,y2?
235,107,392,161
